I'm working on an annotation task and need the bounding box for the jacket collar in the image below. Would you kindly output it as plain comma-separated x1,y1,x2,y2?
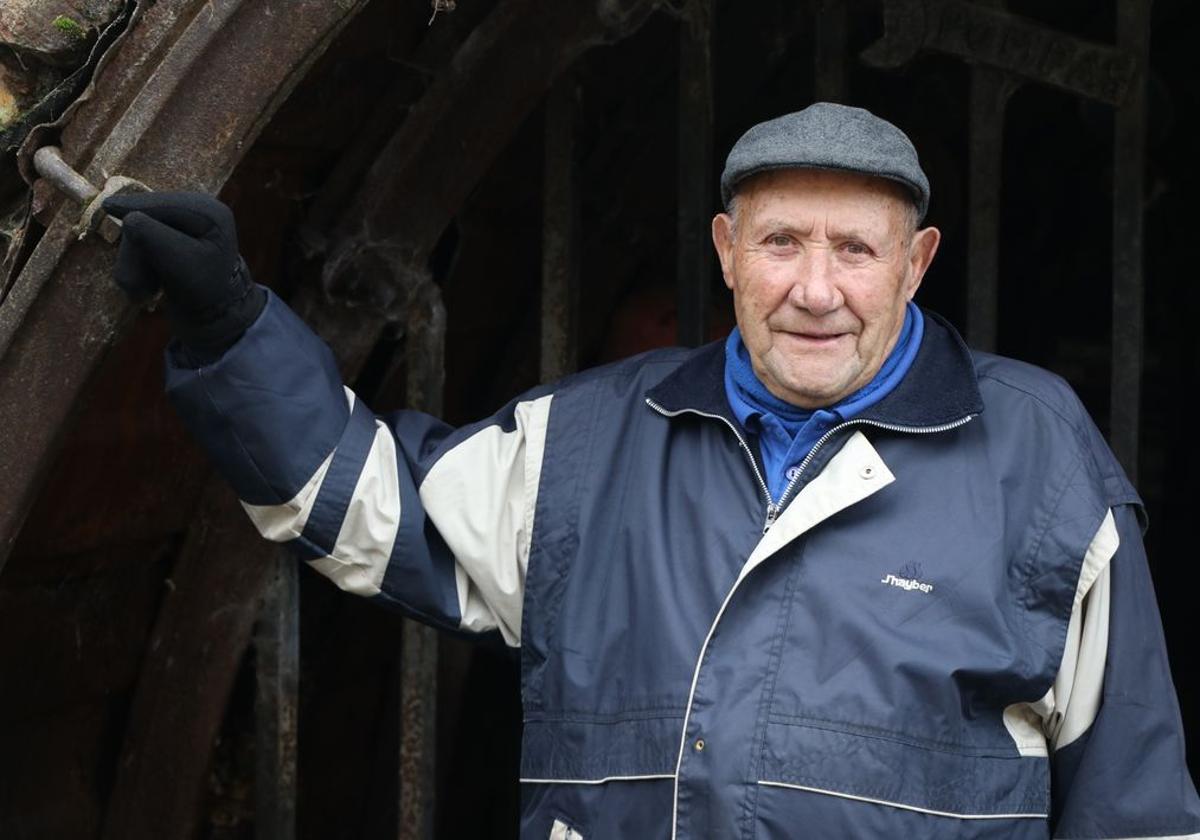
645,308,984,429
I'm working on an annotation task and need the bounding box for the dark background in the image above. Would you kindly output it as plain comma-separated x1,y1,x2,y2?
1,0,1195,836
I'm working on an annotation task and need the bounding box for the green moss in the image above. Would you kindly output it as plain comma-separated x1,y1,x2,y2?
52,15,87,39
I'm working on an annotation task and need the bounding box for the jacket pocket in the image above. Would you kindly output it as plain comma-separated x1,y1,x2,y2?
758,718,1049,820
520,713,681,782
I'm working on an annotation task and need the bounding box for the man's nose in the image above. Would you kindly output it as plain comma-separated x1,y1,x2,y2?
787,250,843,314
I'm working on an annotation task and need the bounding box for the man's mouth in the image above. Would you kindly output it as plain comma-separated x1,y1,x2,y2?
779,330,847,345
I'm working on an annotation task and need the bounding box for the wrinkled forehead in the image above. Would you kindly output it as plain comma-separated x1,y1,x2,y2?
732,168,915,233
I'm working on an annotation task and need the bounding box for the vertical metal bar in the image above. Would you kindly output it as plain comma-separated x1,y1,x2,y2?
254,560,300,840
965,68,1016,352
1110,0,1149,481
676,0,714,348
399,280,445,840
814,0,848,102
542,79,580,382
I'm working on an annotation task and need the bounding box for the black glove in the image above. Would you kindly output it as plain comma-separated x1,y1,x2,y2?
103,191,267,356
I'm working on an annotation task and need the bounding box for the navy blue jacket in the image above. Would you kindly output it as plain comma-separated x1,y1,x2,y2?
166,290,1200,839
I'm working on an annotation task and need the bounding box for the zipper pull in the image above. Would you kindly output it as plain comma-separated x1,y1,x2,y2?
762,503,779,533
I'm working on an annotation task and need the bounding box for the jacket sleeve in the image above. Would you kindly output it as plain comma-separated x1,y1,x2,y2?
1048,503,1200,838
163,288,550,646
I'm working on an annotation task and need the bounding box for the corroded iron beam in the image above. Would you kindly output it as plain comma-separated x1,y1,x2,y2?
863,0,1137,105
964,65,1017,352
399,281,445,839
254,560,300,840
0,0,369,573
959,0,1016,354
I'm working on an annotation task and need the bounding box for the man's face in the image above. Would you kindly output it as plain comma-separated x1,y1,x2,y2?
712,168,941,409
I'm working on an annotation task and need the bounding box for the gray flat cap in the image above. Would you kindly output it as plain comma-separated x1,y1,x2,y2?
720,102,930,222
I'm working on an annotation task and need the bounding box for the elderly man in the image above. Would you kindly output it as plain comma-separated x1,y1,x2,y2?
106,103,1200,839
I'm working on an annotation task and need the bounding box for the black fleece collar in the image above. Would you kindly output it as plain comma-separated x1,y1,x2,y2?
645,308,984,429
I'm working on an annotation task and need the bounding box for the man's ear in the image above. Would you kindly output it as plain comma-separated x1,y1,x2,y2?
712,213,737,291
905,225,941,299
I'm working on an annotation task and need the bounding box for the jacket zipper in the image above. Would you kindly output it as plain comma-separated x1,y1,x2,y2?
645,398,778,530
647,398,976,533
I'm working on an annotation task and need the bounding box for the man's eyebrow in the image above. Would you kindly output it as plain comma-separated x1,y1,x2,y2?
748,217,814,235
824,223,887,242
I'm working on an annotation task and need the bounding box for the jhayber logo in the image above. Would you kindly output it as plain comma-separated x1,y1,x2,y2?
880,573,934,594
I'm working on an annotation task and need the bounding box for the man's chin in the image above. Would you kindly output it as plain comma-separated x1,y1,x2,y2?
762,357,860,408
768,377,855,410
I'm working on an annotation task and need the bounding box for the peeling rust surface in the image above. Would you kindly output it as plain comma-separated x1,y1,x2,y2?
0,0,369,573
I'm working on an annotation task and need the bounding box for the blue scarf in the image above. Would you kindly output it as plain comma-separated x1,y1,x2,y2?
724,302,924,500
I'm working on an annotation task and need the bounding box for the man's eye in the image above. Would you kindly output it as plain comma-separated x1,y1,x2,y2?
843,241,871,256
767,234,793,248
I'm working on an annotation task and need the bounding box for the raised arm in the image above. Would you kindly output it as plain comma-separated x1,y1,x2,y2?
105,192,545,645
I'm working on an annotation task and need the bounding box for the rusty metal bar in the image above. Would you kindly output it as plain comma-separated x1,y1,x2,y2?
965,67,1017,352
399,281,445,840
541,79,579,383
1110,0,1149,481
676,0,713,347
814,0,848,102
253,560,299,840
32,146,100,206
